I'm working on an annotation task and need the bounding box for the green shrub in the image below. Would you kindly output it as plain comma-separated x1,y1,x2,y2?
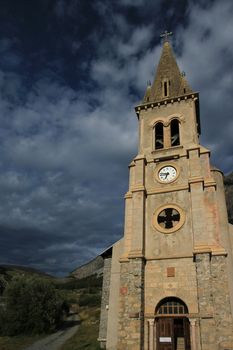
0,276,67,336
79,293,101,307
56,275,103,291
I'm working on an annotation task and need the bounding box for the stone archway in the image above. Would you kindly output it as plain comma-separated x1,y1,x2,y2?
155,297,191,350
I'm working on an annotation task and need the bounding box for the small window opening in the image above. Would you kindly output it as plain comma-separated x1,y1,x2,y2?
171,119,180,146
164,82,168,97
147,97,149,102
155,122,164,149
184,88,186,93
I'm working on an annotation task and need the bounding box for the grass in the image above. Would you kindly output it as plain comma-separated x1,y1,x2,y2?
0,273,103,350
0,334,42,350
60,306,101,350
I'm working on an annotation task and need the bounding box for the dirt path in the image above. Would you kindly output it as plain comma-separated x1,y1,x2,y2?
23,314,80,350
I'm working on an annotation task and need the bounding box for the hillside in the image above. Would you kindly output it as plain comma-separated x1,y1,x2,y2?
0,272,102,350
224,172,233,225
0,264,53,278
0,264,58,295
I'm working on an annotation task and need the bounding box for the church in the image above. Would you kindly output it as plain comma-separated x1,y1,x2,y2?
98,33,233,350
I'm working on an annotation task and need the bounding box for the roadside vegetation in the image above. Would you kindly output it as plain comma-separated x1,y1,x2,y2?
0,335,43,350
60,307,101,350
0,276,68,336
57,274,102,350
0,266,102,350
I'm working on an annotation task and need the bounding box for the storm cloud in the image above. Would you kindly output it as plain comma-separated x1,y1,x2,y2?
0,0,232,275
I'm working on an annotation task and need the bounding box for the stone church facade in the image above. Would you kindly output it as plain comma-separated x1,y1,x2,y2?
98,38,233,350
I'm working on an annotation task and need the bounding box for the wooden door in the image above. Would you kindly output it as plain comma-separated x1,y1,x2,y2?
174,318,185,350
156,318,174,350
184,318,191,350
156,317,191,350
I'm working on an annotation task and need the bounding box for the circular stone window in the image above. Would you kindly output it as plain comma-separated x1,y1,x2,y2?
152,204,185,234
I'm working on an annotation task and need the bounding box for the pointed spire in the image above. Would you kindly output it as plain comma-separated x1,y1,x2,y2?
142,37,193,103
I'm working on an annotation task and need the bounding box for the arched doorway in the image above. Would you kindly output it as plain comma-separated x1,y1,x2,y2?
155,297,191,350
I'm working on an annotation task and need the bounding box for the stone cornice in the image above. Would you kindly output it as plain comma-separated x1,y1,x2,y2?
128,160,135,168
131,185,146,193
187,145,210,157
124,191,133,199
204,179,216,188
145,313,213,319
144,145,210,163
128,178,216,196
135,92,199,118
127,250,145,259
193,245,212,254
146,255,193,261
134,154,146,161
119,256,130,263
188,177,217,190
147,184,188,195
193,244,227,256
188,176,204,185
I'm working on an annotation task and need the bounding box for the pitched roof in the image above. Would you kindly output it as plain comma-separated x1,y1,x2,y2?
143,41,193,103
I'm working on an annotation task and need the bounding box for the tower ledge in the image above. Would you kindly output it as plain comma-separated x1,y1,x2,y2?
135,92,199,116
135,91,201,135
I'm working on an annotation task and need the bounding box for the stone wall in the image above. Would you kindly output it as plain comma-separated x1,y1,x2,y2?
211,255,233,349
70,255,103,279
98,257,112,348
106,239,123,350
195,253,216,350
117,258,145,350
196,253,233,350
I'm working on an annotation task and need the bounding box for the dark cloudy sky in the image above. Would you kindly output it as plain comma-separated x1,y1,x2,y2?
0,0,232,276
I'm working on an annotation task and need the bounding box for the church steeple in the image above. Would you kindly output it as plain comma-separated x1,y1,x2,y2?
143,37,193,103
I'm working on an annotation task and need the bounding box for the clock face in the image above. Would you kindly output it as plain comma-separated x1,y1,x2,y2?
158,166,177,182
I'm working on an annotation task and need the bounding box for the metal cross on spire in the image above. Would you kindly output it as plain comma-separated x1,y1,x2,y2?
160,30,173,42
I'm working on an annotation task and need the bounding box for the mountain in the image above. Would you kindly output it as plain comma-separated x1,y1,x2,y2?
0,264,56,294
0,264,53,278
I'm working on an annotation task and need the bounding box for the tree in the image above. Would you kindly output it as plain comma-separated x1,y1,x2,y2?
0,275,8,295
0,276,67,335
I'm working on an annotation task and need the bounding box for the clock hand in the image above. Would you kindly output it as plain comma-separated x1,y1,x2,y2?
160,172,169,178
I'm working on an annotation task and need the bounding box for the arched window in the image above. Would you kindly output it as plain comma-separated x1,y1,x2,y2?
156,297,188,315
170,119,180,146
155,122,164,149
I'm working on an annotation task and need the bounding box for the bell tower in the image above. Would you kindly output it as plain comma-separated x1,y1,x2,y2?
99,34,233,350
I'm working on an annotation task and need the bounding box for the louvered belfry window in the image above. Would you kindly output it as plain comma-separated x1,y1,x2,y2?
171,119,180,146
155,122,164,149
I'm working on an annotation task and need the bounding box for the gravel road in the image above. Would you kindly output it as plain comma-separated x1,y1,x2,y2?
23,314,80,350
